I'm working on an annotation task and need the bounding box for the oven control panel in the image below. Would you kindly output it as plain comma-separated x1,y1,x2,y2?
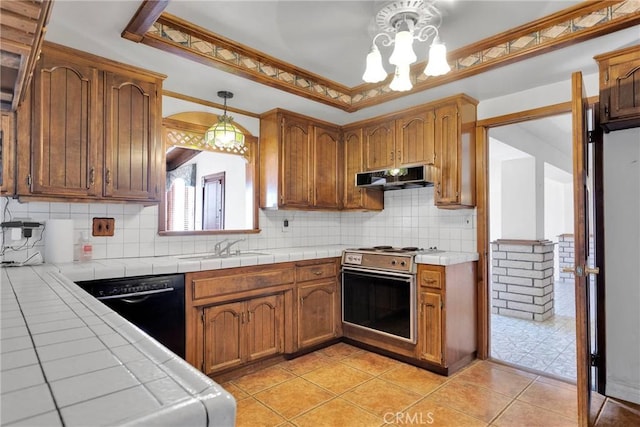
343,252,363,265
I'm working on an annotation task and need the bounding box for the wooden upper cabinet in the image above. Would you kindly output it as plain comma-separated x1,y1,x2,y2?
595,45,640,132
396,109,436,166
30,52,101,198
260,109,343,210
434,97,476,209
364,120,395,171
281,115,311,207
343,127,383,211
313,125,342,209
103,72,158,201
15,42,165,203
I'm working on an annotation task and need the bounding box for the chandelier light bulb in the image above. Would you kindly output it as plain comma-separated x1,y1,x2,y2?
389,65,412,92
424,37,451,77
362,45,388,83
389,27,417,66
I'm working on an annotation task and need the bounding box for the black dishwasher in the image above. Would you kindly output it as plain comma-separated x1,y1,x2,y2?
76,274,185,358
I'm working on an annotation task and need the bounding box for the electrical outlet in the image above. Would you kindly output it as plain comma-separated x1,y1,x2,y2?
92,217,115,236
282,219,290,233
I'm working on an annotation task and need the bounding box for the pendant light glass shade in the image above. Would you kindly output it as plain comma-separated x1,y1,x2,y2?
205,116,245,150
424,37,451,77
388,26,417,66
204,91,245,152
389,65,412,92
362,45,388,83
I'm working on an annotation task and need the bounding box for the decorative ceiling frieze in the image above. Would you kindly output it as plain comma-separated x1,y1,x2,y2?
123,0,640,112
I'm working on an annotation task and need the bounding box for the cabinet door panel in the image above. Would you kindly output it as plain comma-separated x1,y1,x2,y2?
203,302,244,374
419,290,442,365
246,295,283,361
313,126,341,208
397,110,435,166
281,117,310,207
434,104,460,205
1,113,15,195
364,121,395,171
609,59,640,119
298,281,338,348
343,129,363,209
31,55,100,197
104,73,157,201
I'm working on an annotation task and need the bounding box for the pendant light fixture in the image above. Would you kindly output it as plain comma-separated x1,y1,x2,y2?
204,91,245,152
362,0,450,90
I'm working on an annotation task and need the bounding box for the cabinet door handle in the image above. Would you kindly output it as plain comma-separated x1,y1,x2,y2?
89,167,95,186
300,297,304,306
397,150,402,164
604,104,609,117
105,169,111,185
247,311,252,323
426,303,436,308
241,312,245,324
436,183,441,195
390,151,394,161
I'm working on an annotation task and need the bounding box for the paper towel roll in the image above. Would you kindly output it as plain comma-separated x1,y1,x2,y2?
45,219,74,263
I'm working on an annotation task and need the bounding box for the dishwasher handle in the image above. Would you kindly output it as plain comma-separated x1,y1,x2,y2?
96,287,175,301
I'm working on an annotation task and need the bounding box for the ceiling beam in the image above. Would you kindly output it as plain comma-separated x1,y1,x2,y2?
121,0,169,42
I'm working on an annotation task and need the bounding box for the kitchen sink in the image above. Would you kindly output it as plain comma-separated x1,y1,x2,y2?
176,251,270,260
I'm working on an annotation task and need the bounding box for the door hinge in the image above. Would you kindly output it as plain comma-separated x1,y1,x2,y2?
588,131,596,144
440,300,444,309
590,353,600,367
200,310,205,323
26,174,32,187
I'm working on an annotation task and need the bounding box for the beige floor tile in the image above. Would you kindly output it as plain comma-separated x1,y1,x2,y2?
387,396,487,426
455,361,535,397
220,382,249,401
279,351,331,376
379,363,448,395
254,377,334,419
235,397,285,427
534,374,577,391
292,397,384,427
302,362,373,394
341,351,403,376
429,378,512,423
595,398,640,426
231,365,296,395
342,378,422,417
518,379,578,420
493,400,578,427
317,342,363,360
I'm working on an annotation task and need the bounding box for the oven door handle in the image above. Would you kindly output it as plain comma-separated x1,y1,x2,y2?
341,268,413,282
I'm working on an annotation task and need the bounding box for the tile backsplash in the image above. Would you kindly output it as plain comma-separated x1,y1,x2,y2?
1,186,476,263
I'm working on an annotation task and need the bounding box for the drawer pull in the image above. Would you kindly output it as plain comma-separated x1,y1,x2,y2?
313,271,322,276
423,278,437,284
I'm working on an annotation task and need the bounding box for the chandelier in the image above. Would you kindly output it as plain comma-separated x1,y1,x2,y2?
204,91,245,151
362,0,451,91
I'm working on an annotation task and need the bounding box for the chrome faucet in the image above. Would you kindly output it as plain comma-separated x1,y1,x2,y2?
213,238,229,256
221,238,246,256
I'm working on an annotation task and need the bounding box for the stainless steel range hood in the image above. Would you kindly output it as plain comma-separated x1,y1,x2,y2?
355,165,437,190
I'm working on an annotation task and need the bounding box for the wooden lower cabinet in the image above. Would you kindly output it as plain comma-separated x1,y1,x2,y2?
416,262,477,374
186,259,341,377
298,280,339,349
418,290,443,364
202,295,284,375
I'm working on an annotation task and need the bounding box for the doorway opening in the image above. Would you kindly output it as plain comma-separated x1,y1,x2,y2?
203,172,225,230
488,113,579,381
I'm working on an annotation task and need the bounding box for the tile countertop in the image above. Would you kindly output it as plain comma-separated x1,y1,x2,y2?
0,245,478,425
0,266,236,427
46,245,479,282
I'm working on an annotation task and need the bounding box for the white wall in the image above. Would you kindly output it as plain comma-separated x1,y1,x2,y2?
501,157,537,239
603,127,640,404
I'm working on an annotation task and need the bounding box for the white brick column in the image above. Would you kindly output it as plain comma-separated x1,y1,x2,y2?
491,239,555,321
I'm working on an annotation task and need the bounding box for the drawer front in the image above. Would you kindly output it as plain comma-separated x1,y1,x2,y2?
193,268,294,300
296,262,336,282
419,269,442,289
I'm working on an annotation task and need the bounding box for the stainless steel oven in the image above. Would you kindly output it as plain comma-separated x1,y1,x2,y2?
341,247,421,344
